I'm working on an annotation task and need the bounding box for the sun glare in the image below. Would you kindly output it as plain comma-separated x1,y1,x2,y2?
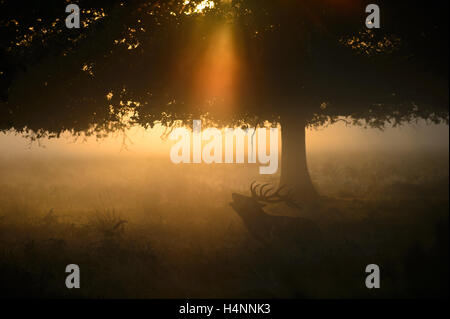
193,24,239,111
184,0,216,15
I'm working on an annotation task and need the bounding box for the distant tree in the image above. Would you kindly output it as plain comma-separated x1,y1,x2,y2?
1,0,448,202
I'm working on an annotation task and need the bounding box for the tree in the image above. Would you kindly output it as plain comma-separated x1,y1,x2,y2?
1,0,448,202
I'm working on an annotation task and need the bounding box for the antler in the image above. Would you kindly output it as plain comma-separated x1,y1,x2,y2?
250,182,301,209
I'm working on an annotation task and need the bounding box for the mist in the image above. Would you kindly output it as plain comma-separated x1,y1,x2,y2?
0,120,448,298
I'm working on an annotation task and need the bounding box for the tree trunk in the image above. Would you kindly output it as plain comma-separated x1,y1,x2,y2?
280,117,319,203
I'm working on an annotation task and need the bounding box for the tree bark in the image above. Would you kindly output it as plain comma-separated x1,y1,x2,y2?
280,117,319,203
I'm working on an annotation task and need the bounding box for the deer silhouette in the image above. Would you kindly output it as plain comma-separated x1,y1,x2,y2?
230,182,322,246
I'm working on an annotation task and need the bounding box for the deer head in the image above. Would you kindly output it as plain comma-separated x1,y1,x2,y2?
230,182,303,243
230,182,300,219
233,181,299,206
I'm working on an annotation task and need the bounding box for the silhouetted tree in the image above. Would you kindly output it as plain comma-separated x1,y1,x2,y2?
1,0,448,201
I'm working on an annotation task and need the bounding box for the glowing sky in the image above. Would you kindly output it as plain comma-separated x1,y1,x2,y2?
0,121,447,160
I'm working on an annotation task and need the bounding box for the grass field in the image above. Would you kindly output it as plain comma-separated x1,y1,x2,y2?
0,149,448,298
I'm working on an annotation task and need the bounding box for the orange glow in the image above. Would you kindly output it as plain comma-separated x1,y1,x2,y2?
192,23,240,112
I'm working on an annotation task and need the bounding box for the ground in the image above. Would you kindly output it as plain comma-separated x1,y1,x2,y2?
0,150,448,298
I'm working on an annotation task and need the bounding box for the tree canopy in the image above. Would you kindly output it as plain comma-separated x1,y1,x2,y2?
0,0,448,137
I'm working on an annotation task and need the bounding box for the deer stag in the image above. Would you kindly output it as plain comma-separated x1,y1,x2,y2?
230,182,322,246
